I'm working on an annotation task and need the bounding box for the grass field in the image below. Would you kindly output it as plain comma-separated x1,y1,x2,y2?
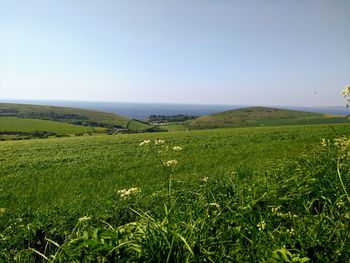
127,119,153,131
1,123,350,261
0,103,128,128
187,107,350,129
160,123,188,131
0,117,96,134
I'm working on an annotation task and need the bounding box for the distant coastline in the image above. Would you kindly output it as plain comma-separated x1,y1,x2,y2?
0,99,348,120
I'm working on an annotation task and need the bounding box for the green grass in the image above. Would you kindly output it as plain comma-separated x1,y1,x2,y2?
0,117,96,134
160,123,188,131
1,123,350,261
0,103,128,128
187,106,350,129
127,119,153,131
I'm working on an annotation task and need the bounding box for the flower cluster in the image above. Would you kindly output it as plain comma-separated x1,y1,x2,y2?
140,139,167,146
78,216,91,222
257,220,266,231
164,160,178,167
341,85,350,106
138,139,182,207
341,85,350,97
202,177,209,183
155,139,165,145
271,206,298,219
208,202,220,211
334,137,350,159
117,187,141,199
271,206,281,214
173,146,182,151
336,199,345,208
139,140,151,146
321,138,330,147
286,228,295,236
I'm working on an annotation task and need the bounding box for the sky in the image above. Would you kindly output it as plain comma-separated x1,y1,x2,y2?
0,0,349,106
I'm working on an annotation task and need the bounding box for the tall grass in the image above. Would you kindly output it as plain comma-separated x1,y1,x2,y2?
2,135,349,262
1,124,350,261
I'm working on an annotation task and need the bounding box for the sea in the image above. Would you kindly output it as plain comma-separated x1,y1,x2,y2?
1,99,349,120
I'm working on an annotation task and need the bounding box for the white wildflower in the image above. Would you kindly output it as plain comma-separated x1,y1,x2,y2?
0,208,5,215
117,187,141,199
341,85,350,106
286,211,298,219
202,177,209,183
286,228,295,236
336,200,345,208
173,146,182,151
78,216,91,222
257,220,266,231
139,140,151,146
154,139,165,145
209,202,220,210
334,137,350,159
321,138,327,147
271,206,281,214
164,160,178,167
271,208,298,219
341,85,350,96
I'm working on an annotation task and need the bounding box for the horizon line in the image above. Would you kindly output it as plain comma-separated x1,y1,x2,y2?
0,98,347,109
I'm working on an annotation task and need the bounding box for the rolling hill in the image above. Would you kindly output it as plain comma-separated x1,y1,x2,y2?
186,106,350,129
0,116,102,140
0,103,128,128
127,119,154,131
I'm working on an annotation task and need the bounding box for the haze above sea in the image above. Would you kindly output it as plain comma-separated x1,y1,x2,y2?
1,99,349,120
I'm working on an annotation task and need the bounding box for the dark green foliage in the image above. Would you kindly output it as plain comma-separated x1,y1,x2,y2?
148,114,198,123
0,130,57,139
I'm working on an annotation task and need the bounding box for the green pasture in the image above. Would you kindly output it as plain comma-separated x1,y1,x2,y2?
160,123,188,131
127,119,153,131
1,123,349,217
0,103,128,128
0,117,95,134
1,123,350,261
187,106,350,129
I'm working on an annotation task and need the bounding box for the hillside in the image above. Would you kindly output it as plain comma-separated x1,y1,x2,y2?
0,117,104,140
0,103,128,128
127,119,154,131
186,106,350,129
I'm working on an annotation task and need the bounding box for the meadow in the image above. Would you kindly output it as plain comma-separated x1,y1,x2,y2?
159,123,188,132
0,103,128,128
0,117,97,134
126,120,153,132
0,117,106,140
1,123,350,262
186,107,350,129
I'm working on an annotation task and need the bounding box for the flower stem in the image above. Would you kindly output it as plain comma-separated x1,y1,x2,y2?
337,158,350,201
168,173,172,208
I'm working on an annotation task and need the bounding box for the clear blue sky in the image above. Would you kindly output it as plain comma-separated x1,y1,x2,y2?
1,0,349,106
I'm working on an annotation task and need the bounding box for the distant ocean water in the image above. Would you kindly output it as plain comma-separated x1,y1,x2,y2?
1,99,349,120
